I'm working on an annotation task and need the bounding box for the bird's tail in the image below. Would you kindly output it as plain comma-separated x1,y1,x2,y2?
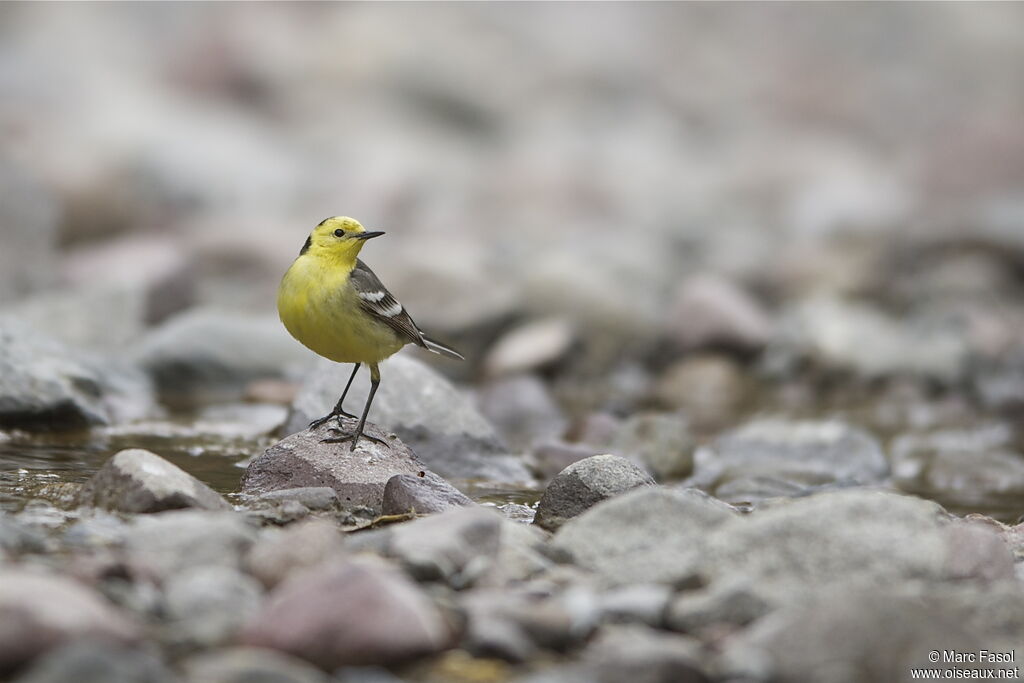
421,335,464,360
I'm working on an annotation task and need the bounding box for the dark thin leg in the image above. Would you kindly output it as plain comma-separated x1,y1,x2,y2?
308,363,360,430
323,362,386,450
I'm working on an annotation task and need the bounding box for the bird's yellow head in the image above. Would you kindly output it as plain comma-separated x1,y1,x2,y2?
299,216,384,264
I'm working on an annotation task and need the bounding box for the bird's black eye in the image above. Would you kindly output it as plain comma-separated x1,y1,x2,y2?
334,228,345,238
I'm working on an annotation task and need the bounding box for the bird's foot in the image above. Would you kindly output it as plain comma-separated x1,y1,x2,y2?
322,427,388,452
308,411,356,431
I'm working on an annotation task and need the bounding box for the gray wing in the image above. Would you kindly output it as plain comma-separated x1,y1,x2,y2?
350,259,426,346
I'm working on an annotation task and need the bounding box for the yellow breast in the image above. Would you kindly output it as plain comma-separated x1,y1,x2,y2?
277,256,405,364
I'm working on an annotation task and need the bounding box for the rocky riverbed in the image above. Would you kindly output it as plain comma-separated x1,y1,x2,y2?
1,330,1023,683
2,3,1024,682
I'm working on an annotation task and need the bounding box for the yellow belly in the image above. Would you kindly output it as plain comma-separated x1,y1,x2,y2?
277,258,405,364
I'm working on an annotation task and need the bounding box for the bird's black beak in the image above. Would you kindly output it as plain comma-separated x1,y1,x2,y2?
356,231,385,240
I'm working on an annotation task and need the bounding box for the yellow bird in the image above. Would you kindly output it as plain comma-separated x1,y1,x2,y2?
277,216,463,450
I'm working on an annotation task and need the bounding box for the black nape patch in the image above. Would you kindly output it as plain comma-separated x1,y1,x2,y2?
299,235,312,255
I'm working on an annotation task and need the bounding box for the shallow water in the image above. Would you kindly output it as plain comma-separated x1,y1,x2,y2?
0,432,255,513
3,409,1021,523
0,417,542,514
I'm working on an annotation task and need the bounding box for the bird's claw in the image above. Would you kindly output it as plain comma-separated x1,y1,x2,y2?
308,411,356,431
322,428,388,451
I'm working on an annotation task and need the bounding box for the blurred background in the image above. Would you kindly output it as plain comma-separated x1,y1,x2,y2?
1,3,1023,510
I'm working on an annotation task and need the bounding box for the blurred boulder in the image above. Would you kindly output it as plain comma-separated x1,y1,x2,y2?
551,487,739,587
287,355,526,483
567,412,623,447
892,424,1024,519
783,297,969,383
241,422,425,514
653,355,749,431
11,641,176,683
242,557,452,668
530,441,600,481
720,585,1023,683
476,375,567,453
668,273,772,353
596,583,674,628
163,566,264,649
385,507,502,586
666,581,770,637
246,519,343,589
578,625,710,683
124,510,257,580
181,647,329,683
609,413,695,481
376,241,521,339
482,318,575,377
477,520,553,587
521,240,671,347
458,586,599,662
0,569,140,675
135,307,312,407
62,234,196,326
79,449,230,513
534,454,654,532
686,418,889,505
0,319,157,430
0,158,58,304
56,161,187,246
0,287,146,351
702,490,1013,605
972,347,1024,413
0,512,49,556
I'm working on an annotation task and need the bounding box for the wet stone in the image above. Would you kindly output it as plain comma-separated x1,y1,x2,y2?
241,422,425,514
382,471,473,515
533,454,655,532
257,487,341,511
79,449,230,513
